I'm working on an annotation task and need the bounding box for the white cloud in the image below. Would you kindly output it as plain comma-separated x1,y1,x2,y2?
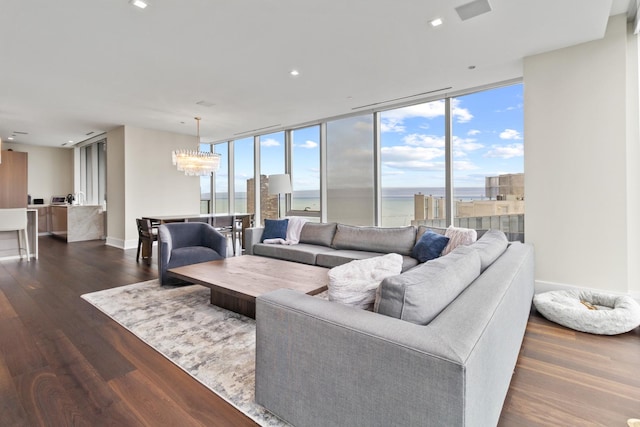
453,160,479,171
295,140,318,149
485,143,524,159
382,170,405,176
381,145,445,170
453,136,483,152
380,99,473,133
467,129,481,136
380,120,405,133
499,129,522,140
260,138,280,147
403,133,444,148
452,102,473,123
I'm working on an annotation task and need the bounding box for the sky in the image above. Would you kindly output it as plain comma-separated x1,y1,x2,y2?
206,83,523,194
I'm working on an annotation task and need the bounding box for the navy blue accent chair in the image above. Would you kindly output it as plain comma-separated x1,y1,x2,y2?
157,222,227,285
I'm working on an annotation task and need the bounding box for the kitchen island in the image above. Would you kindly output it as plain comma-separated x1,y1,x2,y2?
50,205,104,242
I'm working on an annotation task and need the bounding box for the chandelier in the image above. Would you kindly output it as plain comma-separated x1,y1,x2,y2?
172,117,221,176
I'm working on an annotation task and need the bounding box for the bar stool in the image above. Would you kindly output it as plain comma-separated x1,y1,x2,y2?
0,208,30,261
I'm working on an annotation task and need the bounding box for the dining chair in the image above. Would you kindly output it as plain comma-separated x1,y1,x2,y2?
0,208,30,261
212,215,237,255
136,218,158,265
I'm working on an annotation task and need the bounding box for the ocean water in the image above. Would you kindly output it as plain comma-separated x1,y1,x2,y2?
211,187,490,227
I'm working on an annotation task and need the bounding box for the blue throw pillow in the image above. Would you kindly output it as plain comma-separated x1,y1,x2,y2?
261,218,289,242
412,230,450,262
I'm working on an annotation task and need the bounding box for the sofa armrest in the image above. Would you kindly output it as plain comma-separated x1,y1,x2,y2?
255,290,465,427
244,227,264,255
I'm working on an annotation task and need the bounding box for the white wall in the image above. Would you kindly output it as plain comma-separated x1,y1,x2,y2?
626,20,640,296
105,126,201,249
524,15,639,296
3,142,73,202
106,126,125,246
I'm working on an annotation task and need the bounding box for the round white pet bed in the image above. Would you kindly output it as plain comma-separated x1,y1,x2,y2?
533,290,640,335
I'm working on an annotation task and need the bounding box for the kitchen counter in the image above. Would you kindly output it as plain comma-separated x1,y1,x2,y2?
50,205,104,242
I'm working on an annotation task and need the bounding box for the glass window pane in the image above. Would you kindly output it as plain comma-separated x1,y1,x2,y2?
97,141,106,207
199,143,212,213
214,142,228,214
291,125,320,215
259,132,285,221
234,137,254,215
326,115,374,226
452,83,524,241
380,101,446,227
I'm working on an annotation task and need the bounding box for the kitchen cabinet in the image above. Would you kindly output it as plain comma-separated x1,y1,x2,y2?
0,150,28,208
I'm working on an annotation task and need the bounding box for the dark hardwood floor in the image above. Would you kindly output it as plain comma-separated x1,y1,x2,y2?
0,236,638,426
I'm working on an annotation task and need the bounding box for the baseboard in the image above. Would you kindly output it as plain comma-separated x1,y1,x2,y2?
105,237,124,249
535,280,640,303
105,237,156,251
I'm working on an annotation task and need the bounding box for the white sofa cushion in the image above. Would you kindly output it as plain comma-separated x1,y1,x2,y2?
328,253,403,310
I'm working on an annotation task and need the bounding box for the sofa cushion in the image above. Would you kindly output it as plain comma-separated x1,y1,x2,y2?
442,225,477,255
375,245,482,325
467,229,508,272
412,230,450,262
299,222,337,247
253,243,334,265
166,246,224,269
317,250,418,272
327,253,403,310
261,219,289,242
331,224,416,256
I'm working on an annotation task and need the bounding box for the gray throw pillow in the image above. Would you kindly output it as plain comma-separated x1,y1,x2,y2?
375,245,481,325
299,222,337,247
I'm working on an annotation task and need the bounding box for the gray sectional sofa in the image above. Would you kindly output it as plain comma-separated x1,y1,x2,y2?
251,222,535,427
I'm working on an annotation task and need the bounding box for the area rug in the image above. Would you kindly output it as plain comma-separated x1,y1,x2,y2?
81,280,289,427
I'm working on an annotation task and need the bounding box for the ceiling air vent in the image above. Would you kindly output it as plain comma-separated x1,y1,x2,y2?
455,0,492,21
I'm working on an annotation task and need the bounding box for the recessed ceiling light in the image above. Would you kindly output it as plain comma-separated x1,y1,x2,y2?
430,18,443,27
7,137,14,140
68,140,74,144
130,0,148,9
290,69,300,76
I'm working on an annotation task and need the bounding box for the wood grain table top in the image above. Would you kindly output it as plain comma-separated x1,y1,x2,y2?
167,255,329,301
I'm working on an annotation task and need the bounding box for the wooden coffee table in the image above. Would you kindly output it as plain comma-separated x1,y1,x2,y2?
167,255,329,318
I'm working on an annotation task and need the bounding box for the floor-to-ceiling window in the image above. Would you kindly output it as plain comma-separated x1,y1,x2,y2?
290,125,320,219
452,83,524,241
259,131,285,221
79,139,106,207
199,141,229,214
234,137,254,215
209,82,523,235
213,142,229,213
380,101,446,227
199,143,212,213
326,115,374,226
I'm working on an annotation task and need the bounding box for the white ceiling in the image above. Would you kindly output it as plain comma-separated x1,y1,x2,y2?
0,0,633,148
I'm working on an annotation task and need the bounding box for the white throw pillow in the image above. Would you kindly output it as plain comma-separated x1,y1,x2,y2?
442,225,477,255
328,253,403,310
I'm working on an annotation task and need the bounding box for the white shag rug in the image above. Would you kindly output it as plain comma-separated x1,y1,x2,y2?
81,280,289,427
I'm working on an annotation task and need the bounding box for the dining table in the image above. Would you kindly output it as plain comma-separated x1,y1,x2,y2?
142,213,254,250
